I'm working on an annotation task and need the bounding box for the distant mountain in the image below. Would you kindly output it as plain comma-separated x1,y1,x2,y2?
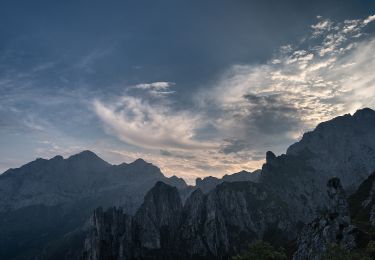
0,151,188,259
195,169,260,193
82,108,375,259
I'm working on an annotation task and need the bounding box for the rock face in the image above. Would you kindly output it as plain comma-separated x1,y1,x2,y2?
83,182,183,260
82,183,183,260
0,151,188,260
286,108,375,191
82,207,132,260
260,108,375,223
293,178,360,260
82,181,293,259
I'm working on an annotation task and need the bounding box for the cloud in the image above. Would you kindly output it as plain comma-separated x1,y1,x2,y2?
90,13,375,183
311,18,334,36
364,14,375,25
132,81,176,97
134,81,173,90
242,93,302,135
159,149,196,160
93,96,216,151
196,13,375,156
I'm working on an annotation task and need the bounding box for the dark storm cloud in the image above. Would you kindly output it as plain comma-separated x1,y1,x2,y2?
220,138,249,154
243,93,302,135
159,150,196,160
216,92,303,156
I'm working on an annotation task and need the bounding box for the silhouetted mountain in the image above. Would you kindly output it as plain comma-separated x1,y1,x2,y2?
0,152,188,260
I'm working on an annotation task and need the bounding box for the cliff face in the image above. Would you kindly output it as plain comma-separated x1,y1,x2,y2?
83,182,183,260
82,181,293,259
293,178,360,260
82,207,133,260
133,182,182,257
260,108,375,223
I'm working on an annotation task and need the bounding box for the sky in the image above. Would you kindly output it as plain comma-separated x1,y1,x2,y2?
1,0,375,183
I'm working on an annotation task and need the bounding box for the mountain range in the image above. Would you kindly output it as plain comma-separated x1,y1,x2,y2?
0,149,259,259
0,151,188,259
1,108,375,259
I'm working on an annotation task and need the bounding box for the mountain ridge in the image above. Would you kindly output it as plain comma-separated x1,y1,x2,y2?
81,108,375,259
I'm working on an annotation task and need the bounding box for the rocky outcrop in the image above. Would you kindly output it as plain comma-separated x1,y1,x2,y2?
82,182,183,259
293,178,360,260
82,181,293,259
133,182,182,257
82,207,132,260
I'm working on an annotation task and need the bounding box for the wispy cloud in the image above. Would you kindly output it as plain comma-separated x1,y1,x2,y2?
134,81,173,90
132,81,176,97
93,96,216,151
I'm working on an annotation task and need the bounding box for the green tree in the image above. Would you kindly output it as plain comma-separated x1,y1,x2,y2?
232,240,286,260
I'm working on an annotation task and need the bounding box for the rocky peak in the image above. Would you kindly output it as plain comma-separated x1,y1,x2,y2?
66,150,110,169
67,150,101,161
126,158,164,178
266,151,277,163
134,181,182,250
136,181,182,224
166,175,188,189
50,155,64,161
353,107,375,118
131,158,148,165
195,176,221,193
